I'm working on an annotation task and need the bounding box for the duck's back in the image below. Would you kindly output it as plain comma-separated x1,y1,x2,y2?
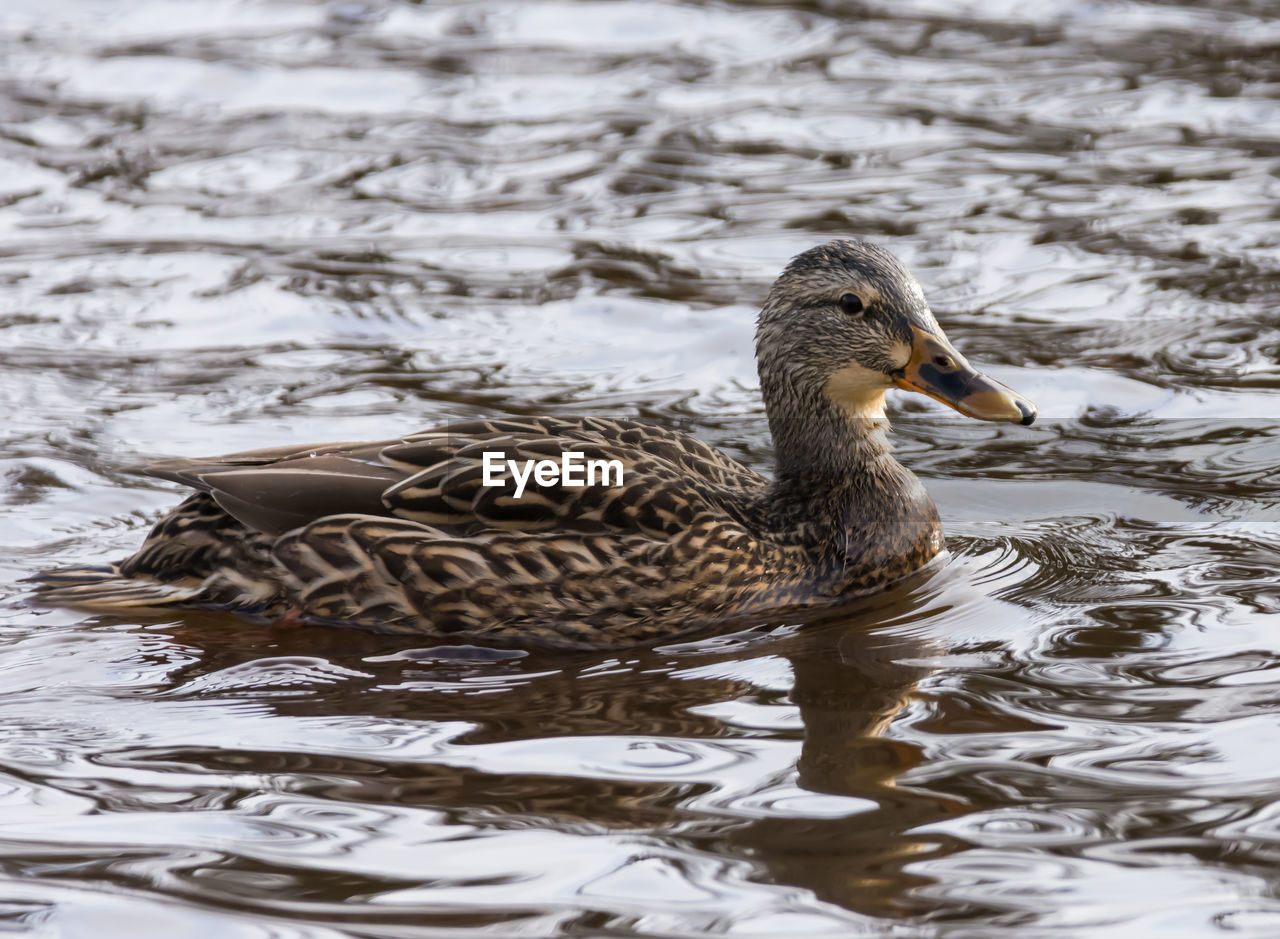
34,417,792,648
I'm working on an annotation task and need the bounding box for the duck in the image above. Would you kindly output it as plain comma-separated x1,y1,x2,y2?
32,240,1036,649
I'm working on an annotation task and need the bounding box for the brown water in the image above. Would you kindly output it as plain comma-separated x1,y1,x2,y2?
2,0,1280,935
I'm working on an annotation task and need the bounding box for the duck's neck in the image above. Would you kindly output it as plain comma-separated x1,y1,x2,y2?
767,394,902,528
769,396,890,487
763,393,941,588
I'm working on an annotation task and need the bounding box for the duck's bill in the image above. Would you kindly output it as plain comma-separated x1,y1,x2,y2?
891,327,1037,425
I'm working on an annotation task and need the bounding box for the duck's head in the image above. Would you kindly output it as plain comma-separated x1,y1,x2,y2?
756,240,1036,427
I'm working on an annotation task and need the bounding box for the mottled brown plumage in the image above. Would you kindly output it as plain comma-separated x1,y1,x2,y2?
32,240,1036,649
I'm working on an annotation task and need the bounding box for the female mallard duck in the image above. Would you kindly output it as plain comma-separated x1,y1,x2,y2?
34,240,1035,649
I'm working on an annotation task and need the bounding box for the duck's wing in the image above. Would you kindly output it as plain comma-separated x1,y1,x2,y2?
381,417,766,537
140,439,408,537
137,417,767,539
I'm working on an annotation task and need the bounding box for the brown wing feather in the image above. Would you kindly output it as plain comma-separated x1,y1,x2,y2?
141,443,403,535
381,417,767,536
134,417,768,540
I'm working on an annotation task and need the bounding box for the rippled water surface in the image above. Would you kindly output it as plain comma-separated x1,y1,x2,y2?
3,0,1280,934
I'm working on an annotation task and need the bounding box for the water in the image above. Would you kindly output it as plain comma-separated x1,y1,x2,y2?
2,0,1280,934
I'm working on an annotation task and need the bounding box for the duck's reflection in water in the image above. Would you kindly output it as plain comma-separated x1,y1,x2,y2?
732,626,966,920
146,571,986,923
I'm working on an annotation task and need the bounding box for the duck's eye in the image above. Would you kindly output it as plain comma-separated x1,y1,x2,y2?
839,293,864,316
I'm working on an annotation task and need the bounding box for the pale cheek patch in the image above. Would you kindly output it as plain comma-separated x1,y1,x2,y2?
824,362,892,419
889,339,911,371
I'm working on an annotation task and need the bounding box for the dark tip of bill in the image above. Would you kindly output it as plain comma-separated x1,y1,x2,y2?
1017,400,1036,426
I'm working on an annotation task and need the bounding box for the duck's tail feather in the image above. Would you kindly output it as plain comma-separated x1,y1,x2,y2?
28,565,205,609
